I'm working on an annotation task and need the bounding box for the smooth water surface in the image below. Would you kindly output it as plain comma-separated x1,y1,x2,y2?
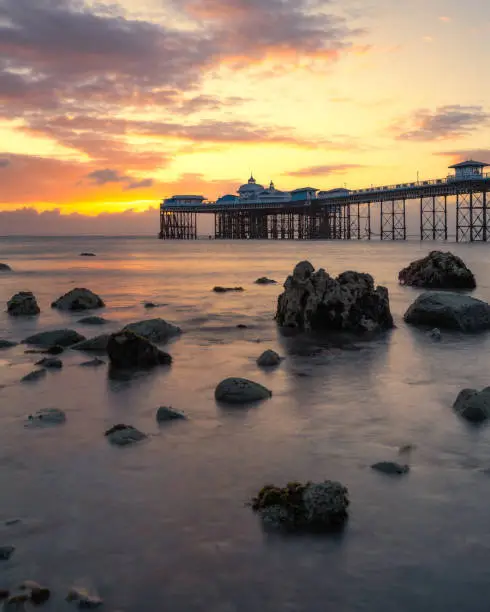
1,237,490,611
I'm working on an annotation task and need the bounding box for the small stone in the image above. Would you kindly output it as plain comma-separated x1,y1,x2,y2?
23,330,85,348
51,288,104,311
255,277,277,284
79,358,105,367
215,377,272,404
66,588,103,609
257,349,281,367
453,388,490,423
77,316,108,325
26,408,66,426
104,424,147,446
371,461,409,475
144,302,158,309
0,340,17,350
0,263,12,272
7,292,40,316
0,546,15,560
35,357,63,369
21,369,47,383
79,253,96,257
428,328,442,341
156,406,187,422
236,324,248,329
213,286,244,293
5,519,21,526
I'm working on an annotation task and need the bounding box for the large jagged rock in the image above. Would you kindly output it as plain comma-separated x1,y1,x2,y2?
215,377,272,404
399,251,476,289
51,288,104,311
7,292,40,316
404,292,490,332
275,261,393,333
251,480,349,531
23,329,85,347
107,330,172,369
453,388,490,423
122,318,181,344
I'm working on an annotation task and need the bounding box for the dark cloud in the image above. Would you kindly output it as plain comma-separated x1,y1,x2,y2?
86,168,129,185
435,149,490,164
124,178,154,191
286,163,364,177
394,105,490,141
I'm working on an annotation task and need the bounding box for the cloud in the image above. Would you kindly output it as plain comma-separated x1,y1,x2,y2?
393,105,490,141
86,169,129,185
0,157,10,167
435,149,490,163
286,163,364,177
124,178,154,191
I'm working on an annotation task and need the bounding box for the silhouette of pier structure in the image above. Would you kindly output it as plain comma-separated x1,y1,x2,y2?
159,161,490,242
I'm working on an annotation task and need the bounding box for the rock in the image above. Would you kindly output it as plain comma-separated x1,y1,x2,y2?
453,388,490,423
398,444,416,455
428,327,442,341
0,263,12,272
144,302,159,309
79,358,105,367
21,370,47,383
215,377,272,404
0,340,17,349
275,261,393,333
3,593,28,611
77,316,108,325
19,582,51,605
156,406,187,422
23,329,86,347
79,252,96,257
257,349,281,367
0,546,15,560
213,286,244,293
404,292,490,332
66,587,103,608
255,277,277,285
70,334,110,352
399,251,476,289
122,318,181,343
0,589,9,599
4,519,21,526
26,408,66,426
7,292,40,316
236,324,248,329
251,480,349,531
371,461,409,475
51,288,104,311
107,330,172,369
104,424,147,446
46,345,64,355
35,357,63,369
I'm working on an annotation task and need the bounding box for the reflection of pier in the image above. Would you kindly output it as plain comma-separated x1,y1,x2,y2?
159,161,490,242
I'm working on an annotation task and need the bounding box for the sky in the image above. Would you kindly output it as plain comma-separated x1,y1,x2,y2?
1,0,490,234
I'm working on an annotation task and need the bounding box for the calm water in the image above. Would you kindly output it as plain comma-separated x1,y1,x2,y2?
1,236,490,611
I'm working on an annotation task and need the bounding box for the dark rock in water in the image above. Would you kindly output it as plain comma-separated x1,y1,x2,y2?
104,424,146,446
371,461,409,475
276,261,393,333
21,369,47,383
0,263,12,272
404,292,490,332
23,329,85,347
77,316,108,325
7,291,40,316
79,358,105,367
70,334,110,352
35,357,63,369
453,388,490,423
399,251,476,289
215,377,271,404
427,327,442,341
0,546,15,560
213,286,244,293
122,318,181,343
46,345,64,355
257,349,281,367
79,252,96,257
107,330,172,369
251,480,349,531
144,302,159,309
0,339,17,349
27,407,66,425
156,406,187,422
66,587,103,608
51,288,104,311
0,589,9,599
236,324,248,329
20,582,51,605
4,519,21,526
255,277,277,285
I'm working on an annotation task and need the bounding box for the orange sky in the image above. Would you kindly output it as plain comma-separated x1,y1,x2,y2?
1,0,489,232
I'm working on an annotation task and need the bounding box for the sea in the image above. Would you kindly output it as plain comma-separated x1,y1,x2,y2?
1,235,490,611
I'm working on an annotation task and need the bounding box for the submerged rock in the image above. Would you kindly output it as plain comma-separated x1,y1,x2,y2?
213,286,244,293
79,252,96,257
256,349,281,367
404,292,490,332
428,327,442,341
453,388,490,423
104,424,146,446
275,261,393,333
23,329,85,347
77,316,108,325
123,318,181,343
26,408,66,426
0,339,17,349
371,461,409,475
215,377,272,404
70,334,110,352
399,251,476,289
0,263,12,272
45,345,65,355
156,406,187,422
51,288,105,311
107,330,172,369
19,581,51,605
7,292,40,316
251,480,349,531
35,357,63,369
0,589,9,599
79,358,105,367
0,546,15,560
21,370,47,383
66,587,103,608
255,277,277,285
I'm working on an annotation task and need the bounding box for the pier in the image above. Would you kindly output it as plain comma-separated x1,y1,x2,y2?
159,161,490,242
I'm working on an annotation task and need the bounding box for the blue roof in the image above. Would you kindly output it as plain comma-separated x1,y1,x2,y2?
290,187,317,193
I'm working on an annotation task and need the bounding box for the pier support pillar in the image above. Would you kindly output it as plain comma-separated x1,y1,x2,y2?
420,195,448,240
380,199,406,240
159,210,197,239
456,190,487,242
